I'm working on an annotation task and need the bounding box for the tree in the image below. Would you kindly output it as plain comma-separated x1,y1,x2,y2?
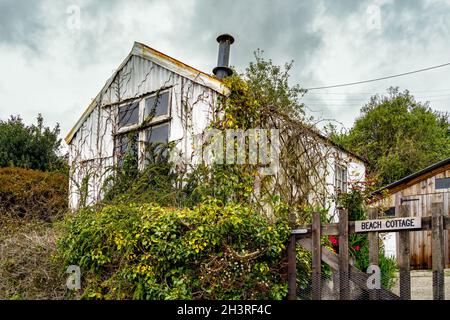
330,87,450,187
0,114,65,172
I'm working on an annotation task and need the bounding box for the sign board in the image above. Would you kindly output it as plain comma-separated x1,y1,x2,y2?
292,229,308,235
355,217,421,233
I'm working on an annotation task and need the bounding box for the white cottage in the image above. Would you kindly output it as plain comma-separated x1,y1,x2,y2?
65,36,366,214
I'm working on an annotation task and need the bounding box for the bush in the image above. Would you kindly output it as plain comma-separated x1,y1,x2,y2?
0,167,68,221
337,183,398,289
0,167,69,299
0,217,67,300
57,200,291,300
0,114,66,172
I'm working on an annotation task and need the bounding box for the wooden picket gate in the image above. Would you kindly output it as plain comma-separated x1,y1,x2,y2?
287,202,450,300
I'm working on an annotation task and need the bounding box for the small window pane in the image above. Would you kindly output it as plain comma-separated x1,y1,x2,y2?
116,133,138,167
146,124,169,144
116,133,138,154
145,92,169,120
335,164,347,193
118,102,139,128
436,177,450,189
385,207,396,217
145,124,169,162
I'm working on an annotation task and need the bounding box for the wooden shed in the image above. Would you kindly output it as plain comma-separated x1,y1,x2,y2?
372,157,450,269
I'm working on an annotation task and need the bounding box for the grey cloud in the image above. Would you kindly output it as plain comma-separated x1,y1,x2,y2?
381,0,450,42
0,0,449,135
151,0,324,86
0,0,125,61
0,0,46,53
322,0,366,16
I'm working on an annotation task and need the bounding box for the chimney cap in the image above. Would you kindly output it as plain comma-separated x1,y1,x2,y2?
217,34,235,44
213,66,233,78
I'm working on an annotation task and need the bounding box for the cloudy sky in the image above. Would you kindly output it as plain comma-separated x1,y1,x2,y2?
1,0,449,145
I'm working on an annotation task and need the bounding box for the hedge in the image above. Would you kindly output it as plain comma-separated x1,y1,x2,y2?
0,167,68,221
57,200,291,300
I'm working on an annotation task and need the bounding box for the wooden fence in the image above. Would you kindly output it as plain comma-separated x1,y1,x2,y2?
287,202,450,300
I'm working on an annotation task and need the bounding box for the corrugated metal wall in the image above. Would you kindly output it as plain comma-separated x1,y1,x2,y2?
68,55,218,210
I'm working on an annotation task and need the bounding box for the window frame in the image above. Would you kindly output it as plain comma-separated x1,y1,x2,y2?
142,122,171,165
144,90,171,124
117,101,140,130
145,122,170,144
114,89,172,168
334,163,348,194
115,131,140,168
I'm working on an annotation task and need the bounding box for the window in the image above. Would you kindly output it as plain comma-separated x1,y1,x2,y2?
435,177,450,190
335,164,348,193
116,132,138,167
384,207,395,217
146,123,169,144
115,89,171,168
144,91,170,120
144,123,170,162
118,102,140,128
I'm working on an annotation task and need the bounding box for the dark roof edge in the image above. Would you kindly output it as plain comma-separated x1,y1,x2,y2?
372,157,450,196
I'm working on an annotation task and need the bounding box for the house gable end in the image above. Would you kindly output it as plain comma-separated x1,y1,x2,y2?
66,42,228,145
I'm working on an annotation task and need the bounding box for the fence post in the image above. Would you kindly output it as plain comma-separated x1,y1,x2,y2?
312,212,322,300
368,207,380,300
287,233,297,300
431,202,445,300
398,204,411,300
339,209,350,300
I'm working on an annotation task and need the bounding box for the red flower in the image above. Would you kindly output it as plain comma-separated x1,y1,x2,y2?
353,245,360,251
329,236,338,246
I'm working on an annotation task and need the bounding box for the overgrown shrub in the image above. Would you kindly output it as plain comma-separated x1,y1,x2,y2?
0,114,67,172
0,167,68,221
0,217,67,300
337,182,398,289
57,200,291,300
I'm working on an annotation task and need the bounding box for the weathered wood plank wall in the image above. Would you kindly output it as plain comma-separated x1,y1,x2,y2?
376,168,450,269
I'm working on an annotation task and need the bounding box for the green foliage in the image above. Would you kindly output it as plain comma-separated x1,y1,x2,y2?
184,164,256,205
0,114,66,172
102,144,180,207
220,50,305,130
244,50,306,121
59,52,404,301
337,186,397,289
0,167,68,221
331,87,450,187
57,200,291,300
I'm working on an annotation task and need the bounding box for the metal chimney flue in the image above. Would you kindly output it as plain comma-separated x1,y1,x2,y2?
213,34,234,79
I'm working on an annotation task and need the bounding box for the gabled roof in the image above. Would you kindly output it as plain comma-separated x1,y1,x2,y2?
372,157,450,197
65,42,229,144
